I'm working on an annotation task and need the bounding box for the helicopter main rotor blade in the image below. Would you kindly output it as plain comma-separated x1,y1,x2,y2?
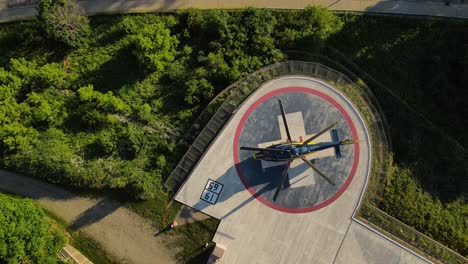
240,146,287,153
273,159,292,201
300,156,336,186
302,122,339,146
278,99,292,143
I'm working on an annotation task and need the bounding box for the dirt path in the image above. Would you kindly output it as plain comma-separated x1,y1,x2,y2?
0,169,175,264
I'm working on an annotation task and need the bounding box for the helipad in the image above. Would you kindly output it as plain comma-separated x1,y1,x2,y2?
234,87,358,212
174,76,429,263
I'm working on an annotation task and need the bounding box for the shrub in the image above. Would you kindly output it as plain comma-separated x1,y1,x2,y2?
0,194,65,264
40,0,90,47
121,15,178,72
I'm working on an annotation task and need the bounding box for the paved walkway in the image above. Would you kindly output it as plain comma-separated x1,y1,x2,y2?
0,0,467,22
62,244,93,264
0,169,175,264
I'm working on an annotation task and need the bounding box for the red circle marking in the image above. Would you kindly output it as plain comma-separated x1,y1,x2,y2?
233,87,360,213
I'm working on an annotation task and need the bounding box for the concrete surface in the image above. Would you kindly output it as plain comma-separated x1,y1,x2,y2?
0,169,175,264
174,77,357,263
175,76,430,263
174,205,212,226
236,90,356,208
1,0,468,23
62,244,93,264
335,221,431,264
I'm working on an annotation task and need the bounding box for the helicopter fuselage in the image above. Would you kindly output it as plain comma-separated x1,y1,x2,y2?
252,141,350,161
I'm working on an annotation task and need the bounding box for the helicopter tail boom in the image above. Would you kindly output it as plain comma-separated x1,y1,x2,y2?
331,129,342,159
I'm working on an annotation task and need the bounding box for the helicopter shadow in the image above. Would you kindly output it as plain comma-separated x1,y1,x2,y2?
191,157,325,220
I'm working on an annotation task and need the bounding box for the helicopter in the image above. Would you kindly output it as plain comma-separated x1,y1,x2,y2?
240,99,358,201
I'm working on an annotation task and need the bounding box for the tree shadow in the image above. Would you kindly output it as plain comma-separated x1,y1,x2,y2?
89,15,128,47
70,198,120,230
0,170,122,230
0,21,70,67
323,14,468,202
82,141,109,160
83,45,145,93
186,243,216,264
361,0,466,17
80,0,188,14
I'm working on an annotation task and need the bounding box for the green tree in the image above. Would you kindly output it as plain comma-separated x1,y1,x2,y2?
242,8,282,62
121,15,178,71
26,91,68,128
184,68,214,105
40,0,90,47
274,5,343,50
37,0,66,20
0,67,22,100
0,64,37,154
0,59,67,155
77,85,130,127
0,122,38,153
185,9,283,84
7,128,77,184
0,194,65,264
8,58,66,92
78,85,130,114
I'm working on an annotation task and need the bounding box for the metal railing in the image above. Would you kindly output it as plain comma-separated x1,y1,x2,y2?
359,204,468,264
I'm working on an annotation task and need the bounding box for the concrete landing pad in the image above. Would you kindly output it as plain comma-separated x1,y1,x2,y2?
235,89,356,210
174,76,428,264
335,221,429,264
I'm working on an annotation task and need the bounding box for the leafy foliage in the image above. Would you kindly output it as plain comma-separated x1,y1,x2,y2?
323,14,468,256
27,91,68,127
37,0,66,20
326,14,468,202
39,0,90,47
120,15,178,71
274,6,343,50
184,8,284,85
78,85,130,114
0,194,65,264
381,165,467,255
